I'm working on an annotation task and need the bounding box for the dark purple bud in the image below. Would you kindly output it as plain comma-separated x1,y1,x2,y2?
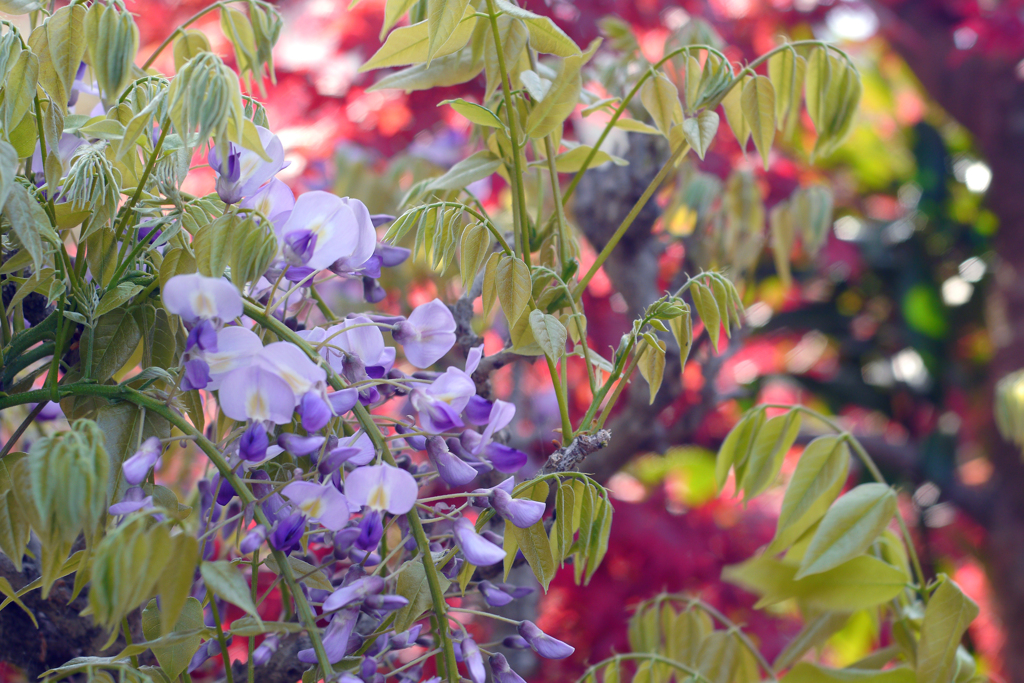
369,214,396,228
239,423,269,462
278,433,326,457
395,423,427,451
491,489,545,528
299,391,332,432
363,594,409,611
363,277,386,304
463,395,493,426
390,624,422,650
479,581,513,607
486,443,528,473
216,476,237,506
490,654,528,683
462,637,486,683
251,634,280,666
517,620,574,659
186,319,218,353
347,547,381,565
502,635,531,650
240,525,267,554
333,527,361,558
187,640,215,673
181,358,212,391
426,436,478,486
270,513,306,554
328,388,358,415
355,510,384,551
361,657,379,679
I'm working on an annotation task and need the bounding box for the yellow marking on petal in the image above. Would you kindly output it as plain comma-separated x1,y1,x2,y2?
190,290,218,318
367,484,388,510
300,497,324,518
246,388,268,421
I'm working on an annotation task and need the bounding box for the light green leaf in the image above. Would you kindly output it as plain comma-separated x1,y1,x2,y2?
0,140,17,210
768,47,807,136
681,110,719,160
770,435,849,554
200,560,260,621
917,577,979,683
539,145,627,172
229,617,305,637
0,575,37,627
95,402,170,505
524,54,582,139
555,482,576,565
360,8,477,71
715,409,764,491
263,555,334,592
494,0,580,56
4,50,38,133
484,15,529,100
96,283,144,317
773,612,851,672
393,558,451,632
740,410,801,500
741,74,775,170
691,280,720,352
426,0,471,61
721,77,750,149
637,338,667,404
142,597,203,680
82,308,143,384
496,254,531,324
371,49,483,93
584,494,612,584
459,222,491,288
782,663,914,683
382,0,419,36
440,98,505,129
481,250,501,316
529,309,567,360
427,150,502,191
520,69,552,101
0,454,30,572
510,481,556,590
640,72,683,138
612,117,663,135
4,183,54,271
697,630,759,683
157,534,199,636
796,483,897,578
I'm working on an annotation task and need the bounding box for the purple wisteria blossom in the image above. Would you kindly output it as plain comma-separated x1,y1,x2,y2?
163,274,242,324
345,464,417,514
218,365,296,424
281,481,352,531
490,654,528,683
517,620,575,659
108,486,154,516
453,517,505,566
411,367,475,433
208,125,287,204
297,608,359,663
277,192,376,271
240,177,295,228
391,299,457,368
425,436,477,486
322,576,384,611
204,326,263,389
462,636,486,683
121,436,162,485
460,399,529,473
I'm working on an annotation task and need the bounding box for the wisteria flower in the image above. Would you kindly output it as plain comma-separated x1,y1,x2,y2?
322,576,385,611
346,464,418,552
204,326,263,389
208,125,287,204
517,621,574,659
490,654,528,683
163,274,242,324
122,436,162,486
277,192,376,271
453,517,505,566
108,486,154,516
392,298,457,368
281,481,351,531
425,436,477,486
460,399,529,473
411,367,476,433
298,608,359,664
218,365,296,424
461,636,486,683
240,177,295,229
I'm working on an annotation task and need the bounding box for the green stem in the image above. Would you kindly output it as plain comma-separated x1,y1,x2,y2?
122,616,140,668
141,1,231,70
486,0,530,264
594,347,642,431
208,590,235,683
546,356,573,442
0,401,47,459
575,653,709,683
247,549,259,683
573,143,687,301
111,120,171,251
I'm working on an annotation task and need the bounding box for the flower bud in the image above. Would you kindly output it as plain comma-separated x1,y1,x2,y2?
462,637,486,683
122,436,162,486
517,620,574,659
489,654,528,683
491,488,545,528
240,525,267,554
84,2,139,102
453,517,505,566
238,423,269,462
426,436,478,486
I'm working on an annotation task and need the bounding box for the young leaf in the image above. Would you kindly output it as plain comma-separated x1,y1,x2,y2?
721,77,750,149
173,29,211,71
141,597,204,680
4,50,38,133
796,483,897,578
668,304,692,366
510,482,556,590
0,455,30,572
440,98,505,129
360,8,477,71
493,0,580,56
426,0,471,62
520,69,552,101
200,560,261,621
740,75,776,170
524,54,582,139
4,183,54,271
555,482,576,565
529,309,568,360
681,110,719,160
393,558,452,632
460,222,491,288
740,410,801,500
690,280,720,352
584,495,612,584
426,150,503,191
370,49,484,93
770,436,850,553
715,408,764,491
917,577,980,683
781,663,914,683
637,338,667,404
684,54,702,112
157,535,199,636
640,72,683,138
770,201,795,288
772,613,851,673
496,254,531,324
481,251,502,316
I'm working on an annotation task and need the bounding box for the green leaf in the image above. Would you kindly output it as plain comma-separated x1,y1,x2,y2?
542,145,627,172
510,482,556,590
0,140,18,210
229,617,305,637
157,534,199,636
740,410,801,501
637,338,667,404
426,150,502,191
459,221,491,288
360,8,477,71
440,97,505,129
426,0,471,61
555,482,576,565
369,48,483,93
768,47,807,137
142,597,204,680
772,612,850,672
96,283,144,317
520,69,552,101
4,50,38,133
697,630,759,683
681,110,719,160
173,29,211,71
95,403,170,504
715,409,764,491
0,454,30,572
264,555,334,592
640,72,683,138
393,558,451,632
782,663,914,683
740,75,775,170
529,309,567,360
721,77,750,150
496,254,531,324
382,0,419,37
483,15,529,100
796,483,897,578
4,183,54,271
200,561,261,621
0,575,37,627
83,308,143,384
691,281,720,352
481,250,501,316
769,436,849,554
524,55,582,139
493,0,579,56
584,494,612,584
917,577,979,683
